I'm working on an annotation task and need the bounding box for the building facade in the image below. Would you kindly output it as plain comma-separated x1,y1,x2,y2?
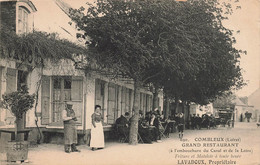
0,0,163,144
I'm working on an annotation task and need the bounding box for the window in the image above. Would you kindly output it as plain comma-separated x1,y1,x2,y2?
18,7,30,34
17,70,28,90
52,76,71,123
50,76,83,124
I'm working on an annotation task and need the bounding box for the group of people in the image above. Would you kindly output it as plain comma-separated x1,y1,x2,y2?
62,103,189,153
62,104,104,153
115,109,163,144
189,114,216,129
139,110,163,143
115,109,188,143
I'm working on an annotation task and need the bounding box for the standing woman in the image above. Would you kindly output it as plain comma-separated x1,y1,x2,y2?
90,105,104,151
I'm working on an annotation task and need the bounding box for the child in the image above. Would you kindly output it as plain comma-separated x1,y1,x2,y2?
177,113,185,140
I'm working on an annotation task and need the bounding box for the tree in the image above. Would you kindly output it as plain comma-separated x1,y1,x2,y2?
146,0,245,109
69,0,245,144
2,86,35,141
212,92,236,109
69,0,198,144
69,0,166,145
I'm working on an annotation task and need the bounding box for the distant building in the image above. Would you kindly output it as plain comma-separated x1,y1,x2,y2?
232,96,255,122
189,103,214,117
248,87,260,122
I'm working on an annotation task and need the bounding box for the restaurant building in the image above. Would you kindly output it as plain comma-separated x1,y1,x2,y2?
0,0,163,144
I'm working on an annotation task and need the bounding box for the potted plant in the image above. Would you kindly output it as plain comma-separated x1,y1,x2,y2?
2,85,35,162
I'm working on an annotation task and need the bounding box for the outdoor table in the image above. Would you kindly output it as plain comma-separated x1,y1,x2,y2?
0,128,31,141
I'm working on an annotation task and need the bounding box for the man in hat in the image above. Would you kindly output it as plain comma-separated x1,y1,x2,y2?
149,111,162,142
62,103,80,153
115,112,130,142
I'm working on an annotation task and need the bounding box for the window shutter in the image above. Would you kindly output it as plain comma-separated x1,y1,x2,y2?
107,83,116,124
71,76,83,101
95,79,101,102
41,75,50,125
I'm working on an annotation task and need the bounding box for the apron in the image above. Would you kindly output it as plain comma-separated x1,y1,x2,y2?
64,109,77,145
90,122,104,148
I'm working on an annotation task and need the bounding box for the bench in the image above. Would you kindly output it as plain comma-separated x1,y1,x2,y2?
0,128,31,141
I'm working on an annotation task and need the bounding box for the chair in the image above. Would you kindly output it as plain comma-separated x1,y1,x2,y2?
116,124,128,143
138,133,144,144
159,122,167,138
163,121,171,138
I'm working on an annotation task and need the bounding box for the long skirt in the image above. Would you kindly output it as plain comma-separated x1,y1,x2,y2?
90,122,105,148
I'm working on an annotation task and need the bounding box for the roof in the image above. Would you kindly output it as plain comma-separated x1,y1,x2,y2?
54,0,71,16
248,87,260,110
232,96,246,106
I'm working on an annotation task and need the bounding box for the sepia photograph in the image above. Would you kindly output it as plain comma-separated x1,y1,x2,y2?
0,0,259,165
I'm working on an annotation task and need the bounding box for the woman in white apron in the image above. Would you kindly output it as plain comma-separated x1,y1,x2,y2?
90,105,104,151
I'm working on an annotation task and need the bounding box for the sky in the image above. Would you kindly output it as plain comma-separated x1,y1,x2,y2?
222,0,260,97
30,0,260,97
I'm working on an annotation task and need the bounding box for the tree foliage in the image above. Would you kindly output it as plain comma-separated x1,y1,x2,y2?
212,92,236,108
2,86,35,120
143,0,245,105
0,24,87,67
69,0,245,144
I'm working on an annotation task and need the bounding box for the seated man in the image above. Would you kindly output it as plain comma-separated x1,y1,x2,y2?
115,112,130,142
195,114,202,130
149,111,161,142
138,113,153,144
209,114,216,128
145,111,151,122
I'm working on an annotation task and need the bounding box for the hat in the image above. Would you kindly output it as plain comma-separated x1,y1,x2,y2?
66,104,73,109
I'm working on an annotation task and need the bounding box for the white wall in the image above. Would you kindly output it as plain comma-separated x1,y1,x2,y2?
189,103,214,117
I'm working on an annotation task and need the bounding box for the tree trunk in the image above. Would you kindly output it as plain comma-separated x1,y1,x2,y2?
174,95,179,114
129,80,141,145
186,102,191,129
152,86,159,111
164,95,170,119
16,116,24,141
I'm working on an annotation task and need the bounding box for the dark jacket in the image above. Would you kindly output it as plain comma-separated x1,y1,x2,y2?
116,115,129,127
